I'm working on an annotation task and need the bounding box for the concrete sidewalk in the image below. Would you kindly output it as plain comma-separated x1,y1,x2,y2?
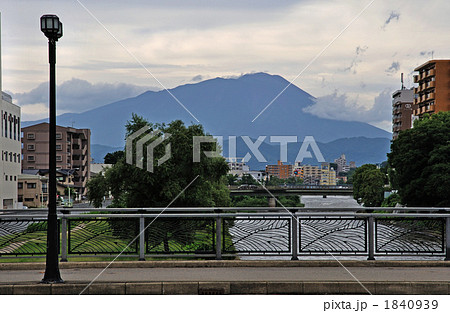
0,261,449,294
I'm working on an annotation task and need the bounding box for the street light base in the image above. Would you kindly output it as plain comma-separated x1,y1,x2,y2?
40,278,65,284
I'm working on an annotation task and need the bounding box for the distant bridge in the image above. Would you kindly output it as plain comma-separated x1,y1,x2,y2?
228,185,353,197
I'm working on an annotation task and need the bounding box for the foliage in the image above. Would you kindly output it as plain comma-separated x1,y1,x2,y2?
388,112,450,206
86,174,108,208
104,150,125,164
265,176,303,186
87,114,231,252
240,174,257,185
352,164,385,207
226,174,239,186
381,193,402,207
231,195,304,207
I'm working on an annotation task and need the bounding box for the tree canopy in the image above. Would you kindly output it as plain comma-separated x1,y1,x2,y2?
388,112,450,206
352,164,385,207
87,114,230,208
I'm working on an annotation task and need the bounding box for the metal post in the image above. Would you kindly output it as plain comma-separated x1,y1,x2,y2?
445,217,450,261
291,210,298,260
215,215,222,260
42,37,63,283
139,215,145,261
367,216,375,260
60,213,68,262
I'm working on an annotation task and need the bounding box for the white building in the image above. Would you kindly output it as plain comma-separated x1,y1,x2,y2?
0,15,21,209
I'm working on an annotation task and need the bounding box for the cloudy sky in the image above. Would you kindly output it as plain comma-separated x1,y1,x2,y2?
1,0,449,130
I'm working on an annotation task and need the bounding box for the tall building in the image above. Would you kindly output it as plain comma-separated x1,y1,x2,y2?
21,123,91,195
413,60,450,118
302,164,321,185
0,14,22,209
392,85,415,140
265,160,293,179
320,162,337,186
1,92,21,209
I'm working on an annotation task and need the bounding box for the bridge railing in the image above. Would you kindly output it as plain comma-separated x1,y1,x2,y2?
0,207,449,261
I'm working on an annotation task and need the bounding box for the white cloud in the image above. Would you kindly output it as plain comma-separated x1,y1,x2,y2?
303,89,393,131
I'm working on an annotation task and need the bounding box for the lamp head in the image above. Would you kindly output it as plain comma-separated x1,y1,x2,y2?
41,15,63,40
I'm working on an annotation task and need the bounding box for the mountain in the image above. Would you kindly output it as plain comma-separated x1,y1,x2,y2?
221,136,390,170
22,73,391,148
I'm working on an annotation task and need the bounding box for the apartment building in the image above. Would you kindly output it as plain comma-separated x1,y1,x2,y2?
226,157,250,176
392,88,415,140
265,160,293,179
0,92,21,209
21,123,91,195
302,164,321,185
413,60,450,118
320,163,337,186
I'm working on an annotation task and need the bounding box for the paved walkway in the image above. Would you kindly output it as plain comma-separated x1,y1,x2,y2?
0,261,449,294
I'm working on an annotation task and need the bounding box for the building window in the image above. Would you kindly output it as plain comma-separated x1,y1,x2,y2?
27,166,35,170
56,132,62,140
24,198,34,202
18,195,23,202
18,182,23,189
27,155,35,162
56,155,62,162
56,144,62,151
27,133,35,140
27,144,35,151
27,183,37,189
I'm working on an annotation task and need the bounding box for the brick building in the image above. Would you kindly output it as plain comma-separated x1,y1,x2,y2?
265,160,293,179
413,59,450,118
21,123,91,195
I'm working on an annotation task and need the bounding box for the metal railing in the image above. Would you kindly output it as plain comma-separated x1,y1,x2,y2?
0,207,449,261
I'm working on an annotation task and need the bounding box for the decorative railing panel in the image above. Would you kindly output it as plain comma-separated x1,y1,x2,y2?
299,218,367,253
68,218,138,254
223,217,291,254
146,218,215,254
0,219,55,255
375,218,445,253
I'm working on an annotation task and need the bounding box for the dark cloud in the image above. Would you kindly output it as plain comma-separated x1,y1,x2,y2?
191,75,204,82
303,89,392,124
382,11,400,29
11,79,154,113
385,61,400,75
420,50,435,58
342,46,368,74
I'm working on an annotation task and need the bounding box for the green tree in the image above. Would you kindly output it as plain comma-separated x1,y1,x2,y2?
86,174,108,208
87,115,231,252
352,164,385,207
381,193,402,207
104,150,125,164
388,112,450,206
240,174,257,185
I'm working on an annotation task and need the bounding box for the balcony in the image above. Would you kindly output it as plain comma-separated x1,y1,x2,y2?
426,93,435,100
414,98,420,105
413,87,419,94
427,105,436,113
427,69,436,77
413,75,419,83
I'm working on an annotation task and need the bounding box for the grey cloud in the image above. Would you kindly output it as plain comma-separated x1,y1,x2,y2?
383,11,400,29
420,50,435,58
303,89,392,124
191,75,204,82
342,46,368,74
385,61,400,75
11,79,153,113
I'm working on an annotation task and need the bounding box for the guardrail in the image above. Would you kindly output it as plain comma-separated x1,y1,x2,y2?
0,207,449,261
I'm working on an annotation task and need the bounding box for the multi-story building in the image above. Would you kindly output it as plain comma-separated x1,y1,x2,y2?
320,163,337,186
413,60,450,118
265,160,293,179
18,173,48,208
21,123,91,195
1,92,21,209
392,87,415,140
302,164,321,185
226,157,250,176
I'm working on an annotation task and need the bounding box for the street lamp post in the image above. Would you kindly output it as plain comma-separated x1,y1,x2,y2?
41,14,64,284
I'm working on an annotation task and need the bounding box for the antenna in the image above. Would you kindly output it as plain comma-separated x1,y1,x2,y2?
401,73,405,90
